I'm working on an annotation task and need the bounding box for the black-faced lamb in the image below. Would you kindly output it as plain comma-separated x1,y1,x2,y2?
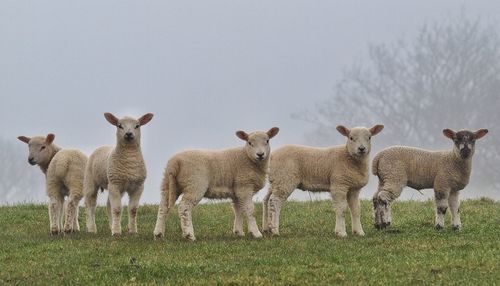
372,128,488,230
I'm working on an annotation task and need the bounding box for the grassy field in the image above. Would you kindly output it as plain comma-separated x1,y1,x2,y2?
0,199,499,285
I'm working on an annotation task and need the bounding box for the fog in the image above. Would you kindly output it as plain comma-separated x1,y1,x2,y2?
1,1,499,205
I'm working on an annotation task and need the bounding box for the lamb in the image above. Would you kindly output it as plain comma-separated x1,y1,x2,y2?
153,127,280,241
84,112,153,236
17,133,88,235
372,128,488,231
263,125,384,237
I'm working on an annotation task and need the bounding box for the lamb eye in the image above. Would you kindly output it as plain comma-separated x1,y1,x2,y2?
248,142,253,146
266,139,269,144
118,124,123,129
368,137,371,140
40,146,46,150
135,124,140,129
350,137,354,141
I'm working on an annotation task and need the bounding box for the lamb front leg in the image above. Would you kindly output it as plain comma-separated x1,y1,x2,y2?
331,185,349,238
235,187,262,238
347,188,365,236
448,189,461,230
434,188,450,230
127,184,144,234
231,200,245,236
108,184,123,236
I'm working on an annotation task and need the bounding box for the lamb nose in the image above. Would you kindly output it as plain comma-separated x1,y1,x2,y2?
359,146,366,151
125,132,133,137
257,152,264,157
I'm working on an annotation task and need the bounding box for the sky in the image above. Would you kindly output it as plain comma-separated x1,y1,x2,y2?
1,1,500,204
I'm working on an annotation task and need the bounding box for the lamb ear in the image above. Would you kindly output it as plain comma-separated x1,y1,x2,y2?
443,129,456,139
474,129,488,140
235,130,248,141
138,113,154,126
369,124,384,136
104,112,119,126
267,127,279,139
18,136,31,144
45,133,55,144
336,125,350,137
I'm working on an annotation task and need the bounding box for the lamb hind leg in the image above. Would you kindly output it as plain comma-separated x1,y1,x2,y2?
373,183,403,230
267,184,294,236
261,191,271,232
84,185,99,233
178,191,204,241
64,193,82,234
154,187,177,239
48,194,64,235
73,205,80,231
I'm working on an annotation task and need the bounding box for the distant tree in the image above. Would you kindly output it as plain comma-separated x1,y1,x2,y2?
0,137,44,203
295,14,500,188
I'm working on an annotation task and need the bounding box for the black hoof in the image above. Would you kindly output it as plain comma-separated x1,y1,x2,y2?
452,225,461,231
435,224,444,230
374,222,389,230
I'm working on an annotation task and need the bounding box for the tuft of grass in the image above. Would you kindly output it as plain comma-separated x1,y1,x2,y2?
0,199,499,285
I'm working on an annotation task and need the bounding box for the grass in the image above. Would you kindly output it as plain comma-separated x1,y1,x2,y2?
0,199,499,285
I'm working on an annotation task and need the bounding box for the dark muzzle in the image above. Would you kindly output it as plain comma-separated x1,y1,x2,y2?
124,132,135,141
460,148,471,159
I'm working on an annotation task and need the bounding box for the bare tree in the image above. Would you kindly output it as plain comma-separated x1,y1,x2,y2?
0,137,44,204
295,14,500,189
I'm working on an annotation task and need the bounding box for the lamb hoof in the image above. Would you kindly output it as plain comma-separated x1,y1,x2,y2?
251,231,263,239
154,232,164,240
374,222,389,230
64,229,74,235
452,225,461,231
50,230,60,236
128,230,138,235
435,224,444,230
353,230,365,236
112,233,121,237
233,230,245,237
87,229,97,234
183,234,196,242
335,231,348,238
269,229,280,236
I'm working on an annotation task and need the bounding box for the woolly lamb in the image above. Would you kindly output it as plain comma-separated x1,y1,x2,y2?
153,127,280,241
263,125,384,237
17,134,88,235
84,112,153,236
372,128,488,230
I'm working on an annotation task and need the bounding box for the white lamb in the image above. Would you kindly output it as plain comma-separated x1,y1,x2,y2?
372,128,488,230
153,127,280,241
18,134,88,235
84,112,153,236
263,125,384,237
